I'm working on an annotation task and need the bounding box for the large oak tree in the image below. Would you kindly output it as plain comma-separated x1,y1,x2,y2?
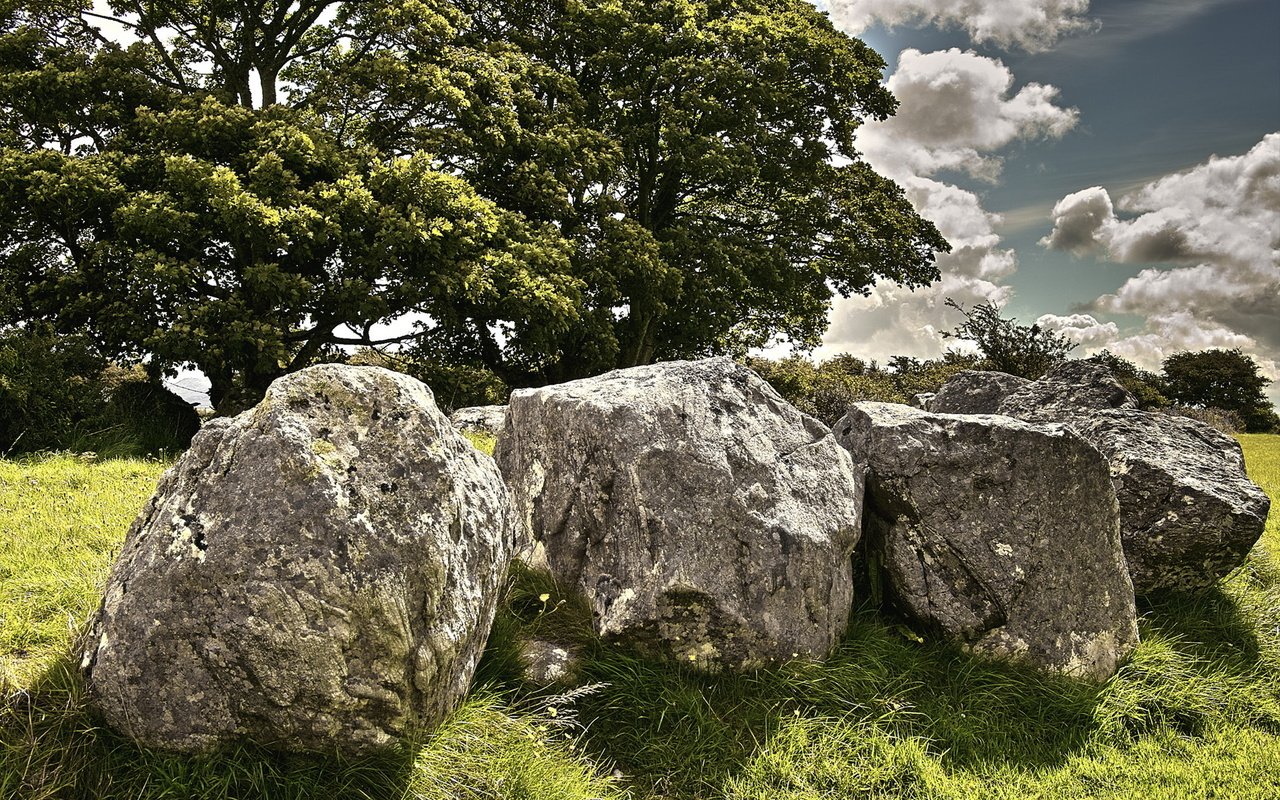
1,0,947,409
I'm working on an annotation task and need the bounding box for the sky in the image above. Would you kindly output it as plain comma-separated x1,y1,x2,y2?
813,0,1280,407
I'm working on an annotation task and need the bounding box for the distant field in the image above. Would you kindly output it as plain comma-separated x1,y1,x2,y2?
1,435,1278,799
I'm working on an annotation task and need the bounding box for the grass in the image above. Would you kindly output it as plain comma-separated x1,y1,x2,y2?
1,436,1278,798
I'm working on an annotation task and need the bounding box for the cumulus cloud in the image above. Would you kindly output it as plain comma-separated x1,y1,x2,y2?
828,0,1095,51
859,49,1078,182
1040,186,1114,255
1035,313,1120,347
818,51,1076,360
1041,134,1280,404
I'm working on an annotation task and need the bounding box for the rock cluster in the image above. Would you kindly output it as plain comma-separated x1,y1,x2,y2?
931,361,1270,593
450,405,507,439
84,356,1269,756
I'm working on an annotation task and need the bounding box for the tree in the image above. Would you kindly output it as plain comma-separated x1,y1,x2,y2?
444,0,948,383
942,298,1075,379
1,0,580,410
2,0,948,409
1162,349,1279,433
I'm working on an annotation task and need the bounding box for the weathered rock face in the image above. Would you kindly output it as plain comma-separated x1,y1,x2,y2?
834,403,1138,680
910,392,935,410
997,360,1138,418
450,405,507,439
81,365,516,755
929,370,1030,414
495,357,864,672
1058,410,1270,593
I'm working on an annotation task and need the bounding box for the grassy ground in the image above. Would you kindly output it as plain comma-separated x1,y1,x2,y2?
1,436,1278,799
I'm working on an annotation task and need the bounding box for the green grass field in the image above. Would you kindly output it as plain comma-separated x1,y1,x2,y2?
1,436,1278,799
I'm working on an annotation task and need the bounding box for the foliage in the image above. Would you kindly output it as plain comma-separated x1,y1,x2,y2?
0,329,197,456
942,299,1076,379
0,327,108,454
1,0,948,411
1085,350,1170,410
1162,405,1246,435
348,348,509,413
1163,350,1280,434
1,436,1280,797
744,352,978,425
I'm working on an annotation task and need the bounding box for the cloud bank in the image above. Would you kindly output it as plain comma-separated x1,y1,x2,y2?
819,50,1077,360
828,0,1095,51
1042,133,1280,393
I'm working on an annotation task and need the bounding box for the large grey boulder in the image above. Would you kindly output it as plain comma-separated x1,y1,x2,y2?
930,370,1030,414
834,403,1138,680
495,357,864,672
1054,411,1270,593
450,405,507,440
81,365,516,754
997,361,1138,418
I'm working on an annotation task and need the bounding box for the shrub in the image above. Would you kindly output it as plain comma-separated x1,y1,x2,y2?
0,328,109,454
347,349,510,413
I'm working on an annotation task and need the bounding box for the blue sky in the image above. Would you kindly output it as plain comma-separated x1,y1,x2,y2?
816,0,1280,405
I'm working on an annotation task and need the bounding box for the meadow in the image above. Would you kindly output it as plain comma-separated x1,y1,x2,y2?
1,435,1277,799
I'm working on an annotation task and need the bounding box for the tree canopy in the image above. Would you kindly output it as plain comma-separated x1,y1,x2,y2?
0,0,947,410
941,298,1075,379
1163,349,1279,433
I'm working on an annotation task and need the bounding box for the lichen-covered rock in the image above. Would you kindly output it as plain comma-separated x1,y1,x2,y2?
910,392,935,410
834,402,1138,680
520,638,582,686
495,357,863,672
929,370,1030,414
450,405,507,439
81,365,516,755
1055,410,1270,593
997,360,1138,418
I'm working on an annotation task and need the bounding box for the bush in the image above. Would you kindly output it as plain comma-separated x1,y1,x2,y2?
0,329,109,454
347,349,510,412
0,330,199,456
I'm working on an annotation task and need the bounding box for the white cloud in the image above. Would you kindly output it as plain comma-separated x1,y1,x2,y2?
1035,313,1120,347
828,0,1095,51
819,51,1076,360
1041,134,1280,405
859,49,1078,182
1044,134,1280,344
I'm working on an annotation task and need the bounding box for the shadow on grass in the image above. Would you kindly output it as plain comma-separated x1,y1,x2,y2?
0,652,419,800
485,556,1280,800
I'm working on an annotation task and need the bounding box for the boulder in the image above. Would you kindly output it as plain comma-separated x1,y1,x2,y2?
909,392,935,411
929,370,1030,414
997,361,1138,418
81,365,517,754
450,405,508,439
1054,411,1270,593
834,402,1138,680
495,357,864,672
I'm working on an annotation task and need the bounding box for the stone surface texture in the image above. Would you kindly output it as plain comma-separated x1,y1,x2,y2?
835,402,1138,680
82,365,516,754
929,370,1030,414
1055,410,1270,593
495,357,864,672
450,405,508,439
997,361,1138,418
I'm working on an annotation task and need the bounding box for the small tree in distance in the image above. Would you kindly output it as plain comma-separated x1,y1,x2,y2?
941,299,1076,379
1163,349,1280,433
